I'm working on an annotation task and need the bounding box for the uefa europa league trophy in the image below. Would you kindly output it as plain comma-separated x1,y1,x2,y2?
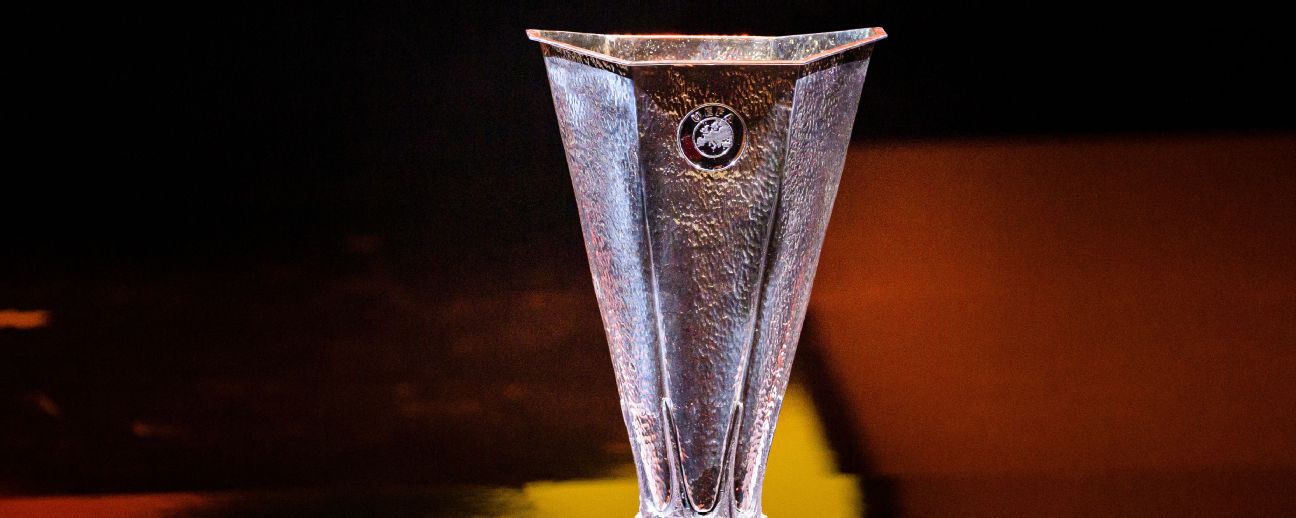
528,28,886,518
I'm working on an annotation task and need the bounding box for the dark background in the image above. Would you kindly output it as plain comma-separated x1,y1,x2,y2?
3,1,1294,516
6,2,1292,256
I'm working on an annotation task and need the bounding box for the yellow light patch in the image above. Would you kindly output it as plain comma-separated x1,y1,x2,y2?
518,384,861,517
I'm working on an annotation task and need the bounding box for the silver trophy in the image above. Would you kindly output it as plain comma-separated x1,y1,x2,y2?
528,28,886,518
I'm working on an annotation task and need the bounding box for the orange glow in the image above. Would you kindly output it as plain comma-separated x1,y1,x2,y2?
0,310,49,330
0,494,210,518
813,136,1296,478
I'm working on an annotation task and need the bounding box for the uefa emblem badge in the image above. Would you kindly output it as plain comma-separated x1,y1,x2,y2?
677,103,746,171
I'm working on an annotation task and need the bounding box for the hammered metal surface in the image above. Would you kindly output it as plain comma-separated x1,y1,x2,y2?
635,64,798,513
541,50,672,513
533,28,882,518
731,53,873,517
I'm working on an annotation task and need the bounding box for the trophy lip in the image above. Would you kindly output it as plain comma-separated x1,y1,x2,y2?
525,27,886,67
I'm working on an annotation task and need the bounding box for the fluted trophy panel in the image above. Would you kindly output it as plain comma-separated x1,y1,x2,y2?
541,50,672,512
634,64,798,514
732,50,873,517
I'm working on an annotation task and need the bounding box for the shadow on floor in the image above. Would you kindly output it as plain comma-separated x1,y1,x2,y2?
795,312,897,518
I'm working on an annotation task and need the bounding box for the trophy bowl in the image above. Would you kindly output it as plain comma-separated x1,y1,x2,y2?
528,28,886,518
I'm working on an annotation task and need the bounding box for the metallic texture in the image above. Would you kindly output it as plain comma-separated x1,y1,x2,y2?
529,28,885,518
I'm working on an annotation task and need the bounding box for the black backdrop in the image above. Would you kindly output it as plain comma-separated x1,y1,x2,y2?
5,1,1292,258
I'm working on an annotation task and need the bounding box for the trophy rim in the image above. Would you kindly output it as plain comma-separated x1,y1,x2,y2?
525,27,886,67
